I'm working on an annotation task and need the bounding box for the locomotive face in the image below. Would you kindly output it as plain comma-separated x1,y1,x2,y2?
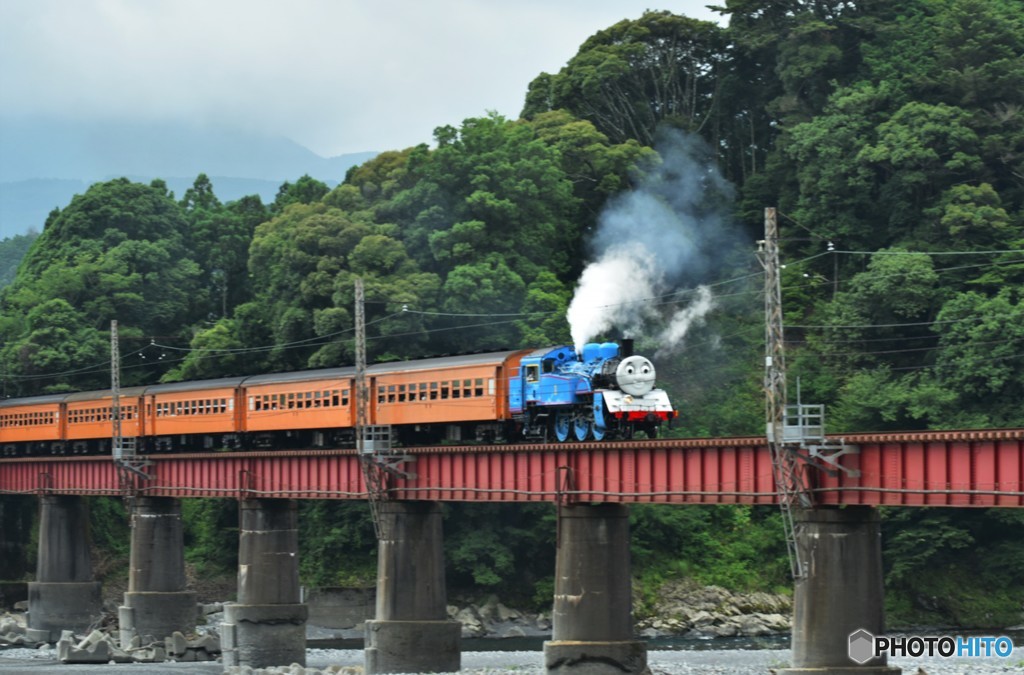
615,355,656,396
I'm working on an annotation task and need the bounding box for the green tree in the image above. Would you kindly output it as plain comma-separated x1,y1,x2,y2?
0,178,201,393
0,231,39,289
523,11,725,148
271,175,331,214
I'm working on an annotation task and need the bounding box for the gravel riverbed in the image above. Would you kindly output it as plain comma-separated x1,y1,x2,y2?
2,646,1022,674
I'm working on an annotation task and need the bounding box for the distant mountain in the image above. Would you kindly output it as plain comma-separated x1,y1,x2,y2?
0,118,378,237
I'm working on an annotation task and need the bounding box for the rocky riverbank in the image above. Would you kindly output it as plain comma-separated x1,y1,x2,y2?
636,580,791,639
446,580,791,640
1,579,792,650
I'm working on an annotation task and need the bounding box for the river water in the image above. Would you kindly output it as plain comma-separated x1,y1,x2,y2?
2,632,1021,673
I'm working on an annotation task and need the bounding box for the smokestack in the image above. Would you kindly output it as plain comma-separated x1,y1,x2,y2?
620,338,634,358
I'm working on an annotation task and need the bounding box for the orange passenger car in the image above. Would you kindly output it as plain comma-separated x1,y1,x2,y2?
242,368,356,448
0,394,65,455
147,378,246,451
65,386,148,453
370,351,531,442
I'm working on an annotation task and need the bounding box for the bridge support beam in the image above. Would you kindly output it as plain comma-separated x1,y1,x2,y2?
777,507,900,675
365,501,460,675
118,497,197,647
544,503,646,674
222,499,307,669
26,495,102,642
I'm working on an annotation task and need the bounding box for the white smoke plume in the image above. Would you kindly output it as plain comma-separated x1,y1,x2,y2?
656,285,714,359
566,130,734,354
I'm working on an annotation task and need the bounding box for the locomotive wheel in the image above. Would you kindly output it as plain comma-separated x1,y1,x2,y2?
554,412,571,442
592,424,607,441
573,416,591,442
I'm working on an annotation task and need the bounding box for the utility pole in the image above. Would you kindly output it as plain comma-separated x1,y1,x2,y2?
355,279,387,539
757,208,811,580
354,280,414,540
111,320,148,485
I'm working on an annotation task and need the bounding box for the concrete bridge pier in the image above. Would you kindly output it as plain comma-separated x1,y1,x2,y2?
118,497,197,647
26,495,103,642
222,499,307,668
365,501,461,674
544,503,647,674
777,506,900,675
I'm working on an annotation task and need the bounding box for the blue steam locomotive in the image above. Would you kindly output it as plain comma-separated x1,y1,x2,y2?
510,339,676,441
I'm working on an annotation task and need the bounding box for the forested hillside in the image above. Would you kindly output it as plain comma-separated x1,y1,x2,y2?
1,0,1022,627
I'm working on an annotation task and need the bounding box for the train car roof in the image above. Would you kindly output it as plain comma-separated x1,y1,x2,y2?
144,377,249,394
64,386,149,403
0,393,69,408
367,350,523,375
242,367,355,386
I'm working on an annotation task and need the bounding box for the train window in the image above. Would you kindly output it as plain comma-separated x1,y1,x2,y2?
489,378,496,396
419,383,428,400
441,382,450,399
430,383,438,400
526,365,539,383
388,385,396,403
398,384,406,402
475,379,484,397
342,389,350,406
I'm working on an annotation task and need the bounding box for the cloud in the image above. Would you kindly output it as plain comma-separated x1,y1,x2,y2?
0,0,724,156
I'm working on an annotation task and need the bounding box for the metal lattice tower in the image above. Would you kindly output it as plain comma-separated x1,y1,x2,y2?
354,279,383,537
757,208,812,580
111,320,148,484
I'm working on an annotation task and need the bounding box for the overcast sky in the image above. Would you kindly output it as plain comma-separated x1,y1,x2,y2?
0,0,724,157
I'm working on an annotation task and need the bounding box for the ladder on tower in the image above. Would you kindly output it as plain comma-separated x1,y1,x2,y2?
758,209,860,580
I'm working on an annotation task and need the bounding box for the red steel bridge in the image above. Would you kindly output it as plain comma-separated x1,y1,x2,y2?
1,428,1022,507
